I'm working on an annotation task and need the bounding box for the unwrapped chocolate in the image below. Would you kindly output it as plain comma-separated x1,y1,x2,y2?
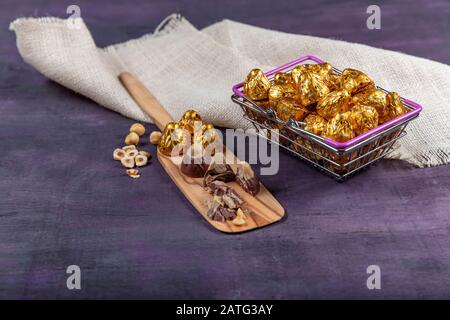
207,196,236,222
206,181,244,222
180,144,210,178
233,161,260,196
203,153,236,187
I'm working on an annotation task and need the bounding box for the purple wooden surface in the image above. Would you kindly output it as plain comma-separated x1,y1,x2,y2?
1,0,450,299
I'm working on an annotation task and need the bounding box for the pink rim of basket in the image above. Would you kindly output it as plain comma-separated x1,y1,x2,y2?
232,54,423,149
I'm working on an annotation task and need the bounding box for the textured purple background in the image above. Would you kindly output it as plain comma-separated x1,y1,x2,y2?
1,0,450,299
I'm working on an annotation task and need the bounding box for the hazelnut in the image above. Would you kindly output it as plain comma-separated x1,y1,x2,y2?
138,150,152,159
126,169,140,179
236,208,247,219
122,145,136,152
121,156,135,168
231,208,247,226
126,149,139,158
125,132,140,146
149,131,162,144
130,123,146,136
113,148,126,161
231,216,246,226
135,154,148,167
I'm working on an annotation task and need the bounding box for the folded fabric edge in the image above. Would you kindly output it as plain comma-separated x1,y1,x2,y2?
9,13,187,48
104,13,194,53
405,147,450,168
9,16,84,31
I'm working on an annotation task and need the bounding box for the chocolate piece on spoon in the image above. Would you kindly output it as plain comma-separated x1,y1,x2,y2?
180,144,210,178
207,202,237,221
203,153,236,187
233,161,260,196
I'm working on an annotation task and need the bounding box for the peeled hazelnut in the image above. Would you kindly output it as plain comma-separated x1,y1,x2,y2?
231,216,246,226
150,131,162,145
113,148,126,161
122,145,136,152
126,149,139,158
237,208,247,219
130,123,146,136
126,169,140,179
121,156,135,168
135,154,148,167
231,208,247,226
125,132,140,145
138,150,152,159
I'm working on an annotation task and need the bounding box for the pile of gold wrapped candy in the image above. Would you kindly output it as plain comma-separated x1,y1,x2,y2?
158,110,216,156
243,63,408,142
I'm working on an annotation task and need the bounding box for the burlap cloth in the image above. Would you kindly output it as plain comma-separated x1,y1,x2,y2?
10,14,450,167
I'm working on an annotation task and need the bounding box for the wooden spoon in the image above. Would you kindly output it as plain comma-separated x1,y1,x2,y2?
119,72,285,233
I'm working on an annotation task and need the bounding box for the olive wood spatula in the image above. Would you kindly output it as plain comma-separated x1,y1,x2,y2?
119,72,285,233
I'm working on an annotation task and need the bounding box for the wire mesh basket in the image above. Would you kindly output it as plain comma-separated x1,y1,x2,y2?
231,55,422,181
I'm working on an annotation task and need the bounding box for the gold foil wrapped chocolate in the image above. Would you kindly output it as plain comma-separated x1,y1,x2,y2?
243,68,271,101
273,72,297,96
339,68,375,94
316,89,352,120
273,72,296,89
178,110,216,150
179,110,203,135
290,65,304,87
324,73,340,91
304,63,334,87
323,112,355,142
305,62,333,78
303,114,327,136
255,99,270,110
158,110,217,156
353,89,387,119
276,98,309,122
241,62,409,145
273,72,292,85
381,92,407,123
158,122,188,156
291,63,338,90
298,72,330,106
349,104,379,135
268,85,285,108
292,137,314,160
196,122,216,149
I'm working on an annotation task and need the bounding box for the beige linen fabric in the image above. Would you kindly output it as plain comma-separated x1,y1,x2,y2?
9,14,450,167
